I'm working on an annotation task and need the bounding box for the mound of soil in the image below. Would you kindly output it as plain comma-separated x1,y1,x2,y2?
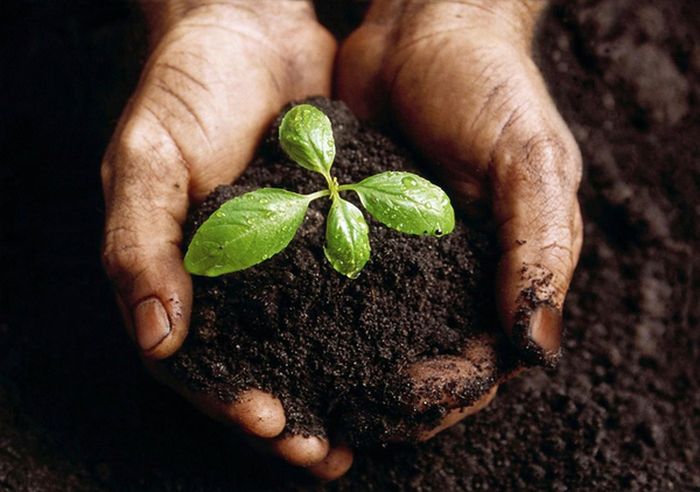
167,98,516,444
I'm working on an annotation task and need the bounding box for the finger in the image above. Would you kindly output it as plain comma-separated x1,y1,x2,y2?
149,358,335,468
270,434,330,467
396,334,503,441
417,386,497,442
147,358,329,467
406,334,500,413
195,389,287,439
306,444,354,481
101,117,192,360
145,360,286,438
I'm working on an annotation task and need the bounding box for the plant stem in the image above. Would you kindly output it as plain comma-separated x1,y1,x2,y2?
337,183,356,192
323,173,335,192
305,189,331,202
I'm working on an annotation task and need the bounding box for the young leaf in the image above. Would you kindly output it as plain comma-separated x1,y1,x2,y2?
184,188,310,277
351,171,455,236
324,197,370,279
279,104,336,176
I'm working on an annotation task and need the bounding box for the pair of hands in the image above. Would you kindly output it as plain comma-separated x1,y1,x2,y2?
101,0,582,481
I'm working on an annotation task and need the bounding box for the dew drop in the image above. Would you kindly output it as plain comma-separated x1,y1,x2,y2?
401,176,418,188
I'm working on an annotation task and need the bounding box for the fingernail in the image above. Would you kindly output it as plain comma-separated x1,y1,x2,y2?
513,303,563,367
133,298,171,352
527,305,562,361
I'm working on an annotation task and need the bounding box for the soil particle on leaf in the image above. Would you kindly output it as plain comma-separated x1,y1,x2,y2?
167,98,513,445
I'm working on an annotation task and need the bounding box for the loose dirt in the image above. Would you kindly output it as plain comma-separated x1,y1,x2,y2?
0,0,697,490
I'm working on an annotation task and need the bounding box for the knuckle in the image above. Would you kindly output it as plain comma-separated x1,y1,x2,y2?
521,135,567,182
120,124,173,178
101,226,146,282
540,242,575,276
505,133,582,195
102,118,190,210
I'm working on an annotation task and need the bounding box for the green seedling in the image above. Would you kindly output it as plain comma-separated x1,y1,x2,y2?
184,104,455,279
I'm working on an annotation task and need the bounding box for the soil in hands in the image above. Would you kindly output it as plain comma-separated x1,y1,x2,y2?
167,98,516,445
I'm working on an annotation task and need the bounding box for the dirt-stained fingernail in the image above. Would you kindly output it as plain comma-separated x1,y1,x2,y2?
530,305,562,353
133,298,171,352
526,305,562,365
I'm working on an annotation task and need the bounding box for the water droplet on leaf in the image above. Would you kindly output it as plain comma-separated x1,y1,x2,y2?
401,176,418,188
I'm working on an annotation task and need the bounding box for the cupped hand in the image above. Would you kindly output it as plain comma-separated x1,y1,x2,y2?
338,0,583,437
101,0,350,479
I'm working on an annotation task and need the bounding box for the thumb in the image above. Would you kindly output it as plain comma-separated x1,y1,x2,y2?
491,103,584,366
101,115,192,360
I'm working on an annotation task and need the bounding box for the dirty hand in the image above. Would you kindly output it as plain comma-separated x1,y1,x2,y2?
338,0,583,437
100,1,350,478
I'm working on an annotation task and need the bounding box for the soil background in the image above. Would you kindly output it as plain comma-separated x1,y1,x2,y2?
1,0,698,490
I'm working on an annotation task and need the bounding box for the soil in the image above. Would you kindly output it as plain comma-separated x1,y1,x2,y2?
167,97,516,444
1,0,698,490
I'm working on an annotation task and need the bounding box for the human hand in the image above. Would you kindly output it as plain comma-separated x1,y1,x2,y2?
338,0,583,437
101,0,351,478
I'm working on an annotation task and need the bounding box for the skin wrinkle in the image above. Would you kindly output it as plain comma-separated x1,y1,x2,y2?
155,62,212,94
182,2,262,20
140,103,192,174
152,81,213,151
169,23,314,100
394,1,530,41
144,1,313,47
120,121,180,180
469,79,509,133
184,23,294,68
388,26,481,56
103,218,184,265
481,101,529,172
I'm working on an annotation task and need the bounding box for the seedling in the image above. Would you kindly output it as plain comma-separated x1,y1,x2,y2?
184,104,455,279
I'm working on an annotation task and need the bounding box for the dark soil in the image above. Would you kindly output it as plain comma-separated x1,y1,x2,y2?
1,0,698,490
167,98,514,444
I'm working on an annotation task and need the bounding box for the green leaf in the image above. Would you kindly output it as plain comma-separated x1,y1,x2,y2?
351,171,455,236
324,197,370,279
278,104,336,176
184,188,309,277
